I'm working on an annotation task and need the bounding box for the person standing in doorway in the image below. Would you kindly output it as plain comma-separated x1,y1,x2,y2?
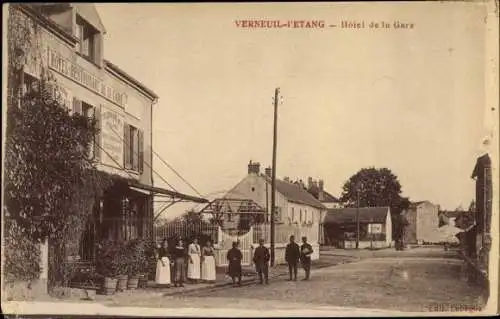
187,238,201,284
173,238,187,287
300,236,313,280
285,235,300,281
226,241,242,287
253,238,270,284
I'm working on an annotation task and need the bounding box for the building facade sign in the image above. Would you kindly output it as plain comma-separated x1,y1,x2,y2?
101,107,124,168
47,48,128,108
368,223,383,234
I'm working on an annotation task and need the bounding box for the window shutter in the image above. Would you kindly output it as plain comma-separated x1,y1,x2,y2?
138,129,144,174
72,97,82,115
124,124,131,169
94,105,102,162
94,33,103,67
132,129,139,172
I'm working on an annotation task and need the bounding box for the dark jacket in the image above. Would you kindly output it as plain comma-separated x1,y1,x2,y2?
300,243,313,262
253,245,270,265
285,242,300,264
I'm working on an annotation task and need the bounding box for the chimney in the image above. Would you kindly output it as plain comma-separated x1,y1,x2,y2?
307,177,313,189
265,166,272,177
318,179,325,201
284,176,290,182
248,160,261,175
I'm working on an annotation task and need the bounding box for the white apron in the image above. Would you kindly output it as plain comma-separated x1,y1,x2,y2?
187,244,201,280
201,255,216,281
155,257,171,285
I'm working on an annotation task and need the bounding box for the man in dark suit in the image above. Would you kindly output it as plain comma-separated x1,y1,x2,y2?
285,235,300,281
253,238,270,284
300,236,313,280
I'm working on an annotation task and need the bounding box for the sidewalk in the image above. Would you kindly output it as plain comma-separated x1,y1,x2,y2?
3,300,461,317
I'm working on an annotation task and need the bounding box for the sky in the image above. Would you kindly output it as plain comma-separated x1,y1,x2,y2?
95,2,491,219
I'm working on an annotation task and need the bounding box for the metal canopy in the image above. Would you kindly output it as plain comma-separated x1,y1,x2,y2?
197,198,266,222
128,181,208,203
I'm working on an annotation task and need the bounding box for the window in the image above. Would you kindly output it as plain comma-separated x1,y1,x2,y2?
300,209,303,223
76,16,98,63
124,124,144,173
291,207,295,222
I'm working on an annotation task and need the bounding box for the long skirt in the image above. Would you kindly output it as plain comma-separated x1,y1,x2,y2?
155,257,171,285
201,256,216,281
228,261,242,278
187,254,201,279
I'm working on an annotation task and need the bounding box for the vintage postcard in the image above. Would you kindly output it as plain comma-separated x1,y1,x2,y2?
1,1,499,317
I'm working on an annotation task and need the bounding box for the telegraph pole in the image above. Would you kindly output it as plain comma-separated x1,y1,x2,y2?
356,187,360,249
270,87,280,266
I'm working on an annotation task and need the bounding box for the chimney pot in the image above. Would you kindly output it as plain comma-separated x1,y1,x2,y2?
248,161,261,174
265,166,272,177
307,177,313,189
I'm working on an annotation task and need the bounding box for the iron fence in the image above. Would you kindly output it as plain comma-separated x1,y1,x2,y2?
154,221,219,245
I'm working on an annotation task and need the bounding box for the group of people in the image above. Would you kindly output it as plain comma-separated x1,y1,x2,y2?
155,237,217,287
225,235,314,287
155,235,314,288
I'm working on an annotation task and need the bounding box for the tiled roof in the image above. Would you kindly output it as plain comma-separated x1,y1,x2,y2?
322,191,340,203
262,175,326,210
323,207,390,224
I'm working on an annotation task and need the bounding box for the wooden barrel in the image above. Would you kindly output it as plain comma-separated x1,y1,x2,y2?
103,277,117,295
127,276,139,290
116,275,128,292
138,274,148,288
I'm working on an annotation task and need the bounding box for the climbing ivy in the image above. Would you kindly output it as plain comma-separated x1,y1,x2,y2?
3,4,121,287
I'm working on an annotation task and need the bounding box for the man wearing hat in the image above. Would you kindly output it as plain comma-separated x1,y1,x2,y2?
300,236,313,280
253,238,270,284
285,235,300,281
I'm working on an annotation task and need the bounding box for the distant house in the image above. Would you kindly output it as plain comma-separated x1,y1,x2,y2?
223,161,326,233
306,177,343,244
438,210,475,230
322,207,392,249
403,201,440,244
306,177,343,209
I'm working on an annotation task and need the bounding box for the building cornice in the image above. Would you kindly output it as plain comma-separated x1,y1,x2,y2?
18,4,78,47
104,60,158,103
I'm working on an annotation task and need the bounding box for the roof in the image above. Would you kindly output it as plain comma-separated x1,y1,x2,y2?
324,207,390,224
322,190,340,203
262,175,326,210
104,60,159,101
307,186,340,203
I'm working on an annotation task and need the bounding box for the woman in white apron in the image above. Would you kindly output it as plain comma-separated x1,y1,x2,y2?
187,238,201,283
155,238,171,287
201,240,216,283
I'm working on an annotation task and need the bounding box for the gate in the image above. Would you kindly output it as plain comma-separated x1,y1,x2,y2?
215,226,253,266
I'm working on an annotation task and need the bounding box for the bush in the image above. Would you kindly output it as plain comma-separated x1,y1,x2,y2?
95,240,122,278
3,218,41,283
125,239,150,276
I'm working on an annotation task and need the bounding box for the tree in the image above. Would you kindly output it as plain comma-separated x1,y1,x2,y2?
340,167,411,239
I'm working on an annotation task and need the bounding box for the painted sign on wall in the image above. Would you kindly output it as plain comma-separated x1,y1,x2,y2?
368,223,383,234
101,107,124,168
47,48,128,108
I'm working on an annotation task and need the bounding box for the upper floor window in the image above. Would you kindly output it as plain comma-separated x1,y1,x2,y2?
75,16,98,63
124,123,144,173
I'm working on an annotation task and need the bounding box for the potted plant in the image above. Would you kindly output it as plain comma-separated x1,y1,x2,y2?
126,239,142,290
136,239,152,289
115,241,129,292
95,240,120,295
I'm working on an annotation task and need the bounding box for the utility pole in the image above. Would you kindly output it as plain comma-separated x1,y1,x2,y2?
356,187,360,249
270,87,280,266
